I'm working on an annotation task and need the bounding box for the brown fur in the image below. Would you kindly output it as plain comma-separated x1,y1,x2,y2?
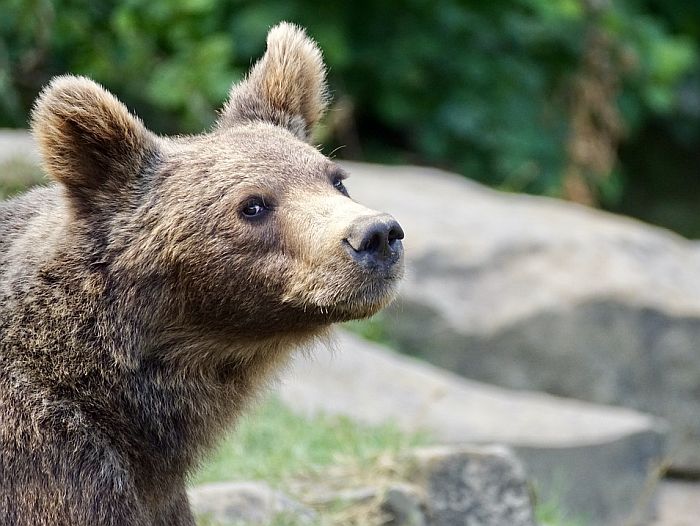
218,22,328,140
0,23,403,526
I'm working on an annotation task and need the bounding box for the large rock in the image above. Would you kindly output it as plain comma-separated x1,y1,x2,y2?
279,331,666,526
341,161,700,473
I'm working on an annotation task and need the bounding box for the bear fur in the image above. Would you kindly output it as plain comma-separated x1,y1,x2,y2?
0,23,403,526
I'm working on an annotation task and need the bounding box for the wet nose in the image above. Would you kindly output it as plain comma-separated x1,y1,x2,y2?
345,214,404,267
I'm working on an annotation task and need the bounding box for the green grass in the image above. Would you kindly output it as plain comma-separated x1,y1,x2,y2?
537,499,587,526
343,313,393,347
191,397,426,487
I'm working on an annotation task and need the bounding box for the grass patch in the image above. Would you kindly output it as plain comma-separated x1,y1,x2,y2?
343,313,393,347
537,499,588,526
192,397,425,525
191,397,426,487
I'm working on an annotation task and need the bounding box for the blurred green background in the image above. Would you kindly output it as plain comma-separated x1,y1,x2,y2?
2,0,699,235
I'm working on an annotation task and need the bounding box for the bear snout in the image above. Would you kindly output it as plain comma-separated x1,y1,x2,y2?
343,214,404,271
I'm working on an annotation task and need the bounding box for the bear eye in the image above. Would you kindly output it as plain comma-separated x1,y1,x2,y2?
241,197,270,219
333,177,349,197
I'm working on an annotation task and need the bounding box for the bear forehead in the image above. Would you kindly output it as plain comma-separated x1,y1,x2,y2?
164,122,336,187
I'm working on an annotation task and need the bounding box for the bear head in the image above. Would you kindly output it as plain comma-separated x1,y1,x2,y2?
30,23,404,345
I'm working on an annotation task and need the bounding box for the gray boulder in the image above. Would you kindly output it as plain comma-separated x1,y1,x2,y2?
188,481,316,525
279,330,666,525
407,445,536,526
341,161,700,473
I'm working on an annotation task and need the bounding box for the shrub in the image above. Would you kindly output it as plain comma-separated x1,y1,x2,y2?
1,1,697,207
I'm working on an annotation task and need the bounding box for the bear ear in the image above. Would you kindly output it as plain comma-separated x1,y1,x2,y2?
218,22,329,141
31,75,157,205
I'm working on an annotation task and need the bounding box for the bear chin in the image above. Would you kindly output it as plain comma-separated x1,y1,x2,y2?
322,279,402,322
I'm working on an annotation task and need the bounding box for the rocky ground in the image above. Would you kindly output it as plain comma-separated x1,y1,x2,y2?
655,481,700,526
279,331,666,525
190,445,537,526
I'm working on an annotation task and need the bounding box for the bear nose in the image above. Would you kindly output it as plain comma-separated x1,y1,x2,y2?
344,214,404,267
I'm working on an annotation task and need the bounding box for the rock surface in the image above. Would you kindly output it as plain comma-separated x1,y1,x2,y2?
188,481,316,525
382,483,426,526
0,129,39,165
279,330,666,525
653,480,700,526
341,160,700,473
407,445,536,526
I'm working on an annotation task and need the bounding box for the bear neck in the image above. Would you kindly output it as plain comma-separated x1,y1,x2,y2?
104,278,326,490
1,240,325,493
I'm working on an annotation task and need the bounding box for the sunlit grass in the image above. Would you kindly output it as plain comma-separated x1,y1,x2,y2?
191,396,426,487
537,498,588,526
343,313,393,347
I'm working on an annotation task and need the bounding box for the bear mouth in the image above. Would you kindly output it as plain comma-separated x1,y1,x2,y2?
325,271,404,321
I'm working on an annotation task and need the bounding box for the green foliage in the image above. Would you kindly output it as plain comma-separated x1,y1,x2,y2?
1,1,697,216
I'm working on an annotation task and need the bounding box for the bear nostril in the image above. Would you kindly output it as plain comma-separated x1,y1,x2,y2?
345,215,404,266
388,223,404,243
361,230,388,253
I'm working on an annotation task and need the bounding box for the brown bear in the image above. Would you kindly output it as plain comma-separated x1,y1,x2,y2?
0,23,404,526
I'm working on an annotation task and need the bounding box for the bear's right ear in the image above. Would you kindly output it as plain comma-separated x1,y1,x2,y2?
217,22,329,142
31,75,158,206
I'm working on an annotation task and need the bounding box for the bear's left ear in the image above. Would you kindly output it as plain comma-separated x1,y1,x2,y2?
31,75,158,206
218,22,329,142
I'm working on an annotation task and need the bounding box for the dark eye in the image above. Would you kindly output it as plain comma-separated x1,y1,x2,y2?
241,197,270,219
333,177,349,196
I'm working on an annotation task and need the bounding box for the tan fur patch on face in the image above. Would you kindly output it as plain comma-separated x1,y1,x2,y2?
276,184,404,320
25,24,401,336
